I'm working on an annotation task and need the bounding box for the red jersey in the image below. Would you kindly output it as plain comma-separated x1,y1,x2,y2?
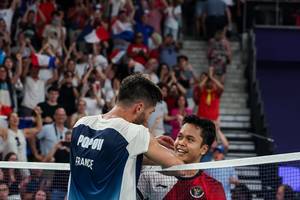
138,170,226,200
127,44,149,65
197,88,222,121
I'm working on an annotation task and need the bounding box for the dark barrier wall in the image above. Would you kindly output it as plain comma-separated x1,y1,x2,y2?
255,27,300,62
256,64,300,153
255,27,300,153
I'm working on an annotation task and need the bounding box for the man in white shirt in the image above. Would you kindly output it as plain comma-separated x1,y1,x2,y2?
0,0,19,33
21,66,57,116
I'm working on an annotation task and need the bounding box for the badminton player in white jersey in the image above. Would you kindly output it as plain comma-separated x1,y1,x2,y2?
68,73,185,200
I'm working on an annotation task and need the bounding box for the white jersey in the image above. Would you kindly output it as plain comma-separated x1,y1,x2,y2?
68,115,150,200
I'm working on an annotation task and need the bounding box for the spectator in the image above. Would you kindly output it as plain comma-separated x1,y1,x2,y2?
37,86,60,125
276,184,295,200
0,19,11,55
206,145,239,200
91,43,108,72
157,63,172,84
11,32,32,60
0,66,14,116
66,0,89,42
44,131,71,200
111,9,134,43
196,72,223,123
70,98,87,128
164,0,182,41
22,169,48,200
0,180,9,200
165,71,186,111
146,0,167,34
62,44,81,84
42,11,66,56
159,34,179,69
21,65,57,117
58,71,79,121
0,126,7,159
195,72,229,161
80,65,105,116
147,83,174,136
0,107,42,162
37,0,56,26
169,95,192,139
110,0,132,19
33,189,47,200
18,3,45,49
174,55,197,97
203,0,231,39
134,13,154,46
31,107,68,160
127,32,149,66
2,54,22,88
3,152,22,199
195,0,207,36
0,169,3,180
207,29,231,83
0,0,19,33
145,58,159,84
102,76,121,113
232,184,252,200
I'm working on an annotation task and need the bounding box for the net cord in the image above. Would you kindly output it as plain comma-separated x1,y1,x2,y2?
0,152,299,171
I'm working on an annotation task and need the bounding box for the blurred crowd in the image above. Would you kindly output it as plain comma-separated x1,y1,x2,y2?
0,0,243,199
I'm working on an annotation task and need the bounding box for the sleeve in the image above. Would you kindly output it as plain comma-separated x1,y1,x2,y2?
206,178,226,200
127,125,150,156
210,181,226,200
36,126,46,140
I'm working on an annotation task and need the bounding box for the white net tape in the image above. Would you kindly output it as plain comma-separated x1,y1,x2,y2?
0,152,299,200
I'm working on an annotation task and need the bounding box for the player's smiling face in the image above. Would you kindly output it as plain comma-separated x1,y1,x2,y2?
174,123,209,164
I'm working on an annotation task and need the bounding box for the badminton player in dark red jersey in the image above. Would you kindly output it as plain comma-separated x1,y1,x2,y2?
138,115,226,200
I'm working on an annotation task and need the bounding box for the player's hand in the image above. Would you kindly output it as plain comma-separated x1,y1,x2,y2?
156,135,175,150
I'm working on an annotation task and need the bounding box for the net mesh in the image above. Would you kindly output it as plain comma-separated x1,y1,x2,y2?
0,153,299,200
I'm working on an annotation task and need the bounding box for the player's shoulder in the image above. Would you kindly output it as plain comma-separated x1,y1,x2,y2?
201,171,220,182
73,115,147,134
201,171,224,189
73,115,99,128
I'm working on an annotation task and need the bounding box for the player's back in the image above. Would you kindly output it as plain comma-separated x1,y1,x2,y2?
68,115,150,200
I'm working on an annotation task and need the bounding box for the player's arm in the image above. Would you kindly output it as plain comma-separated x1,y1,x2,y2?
144,135,183,168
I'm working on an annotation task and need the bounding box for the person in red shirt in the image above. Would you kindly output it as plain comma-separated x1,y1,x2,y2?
194,71,229,161
127,32,149,65
196,72,224,122
138,115,226,200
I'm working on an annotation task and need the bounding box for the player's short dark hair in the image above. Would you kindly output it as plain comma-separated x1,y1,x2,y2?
117,73,162,107
182,115,216,148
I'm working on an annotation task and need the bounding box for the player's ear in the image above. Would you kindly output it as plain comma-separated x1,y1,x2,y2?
133,101,144,115
200,144,209,156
